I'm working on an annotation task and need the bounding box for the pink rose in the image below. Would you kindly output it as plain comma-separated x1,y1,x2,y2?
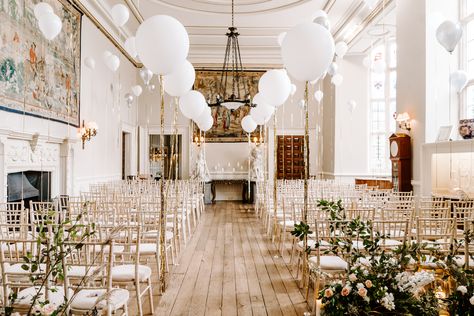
324,288,334,298
341,286,351,296
358,287,368,297
365,280,373,288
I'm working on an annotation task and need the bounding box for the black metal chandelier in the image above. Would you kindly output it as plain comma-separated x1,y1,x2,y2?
209,0,250,110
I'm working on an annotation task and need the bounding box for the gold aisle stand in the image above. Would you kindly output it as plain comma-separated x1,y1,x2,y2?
302,81,310,291
159,75,167,293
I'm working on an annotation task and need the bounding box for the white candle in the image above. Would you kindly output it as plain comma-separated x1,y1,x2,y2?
315,299,322,316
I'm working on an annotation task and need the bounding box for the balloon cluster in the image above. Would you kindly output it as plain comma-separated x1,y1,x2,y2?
34,3,62,41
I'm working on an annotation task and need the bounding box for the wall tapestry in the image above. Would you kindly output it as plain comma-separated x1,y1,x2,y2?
0,0,82,126
193,70,263,142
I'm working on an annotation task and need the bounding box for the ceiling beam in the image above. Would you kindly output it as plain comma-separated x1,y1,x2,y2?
332,0,366,39
124,0,144,23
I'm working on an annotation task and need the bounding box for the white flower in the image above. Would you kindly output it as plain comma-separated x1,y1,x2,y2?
356,283,365,290
470,295,474,305
395,271,435,295
457,285,468,295
381,292,395,311
11,313,21,316
41,303,57,316
363,269,369,276
349,274,357,282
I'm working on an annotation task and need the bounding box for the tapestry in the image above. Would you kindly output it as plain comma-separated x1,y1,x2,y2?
193,70,263,142
0,0,82,126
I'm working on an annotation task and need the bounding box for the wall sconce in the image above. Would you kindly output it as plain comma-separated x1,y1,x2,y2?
194,134,204,147
394,112,412,132
149,147,167,162
78,120,98,149
252,136,264,145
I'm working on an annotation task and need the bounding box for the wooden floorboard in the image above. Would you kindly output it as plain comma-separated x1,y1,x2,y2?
154,201,308,316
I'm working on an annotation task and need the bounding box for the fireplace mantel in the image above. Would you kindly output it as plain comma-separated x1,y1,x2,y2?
0,129,76,203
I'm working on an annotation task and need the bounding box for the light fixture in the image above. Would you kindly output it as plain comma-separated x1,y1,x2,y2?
208,0,251,110
193,133,205,147
78,120,98,149
394,112,411,131
149,147,167,161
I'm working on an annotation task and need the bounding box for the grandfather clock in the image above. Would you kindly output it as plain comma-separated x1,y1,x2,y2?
389,133,412,192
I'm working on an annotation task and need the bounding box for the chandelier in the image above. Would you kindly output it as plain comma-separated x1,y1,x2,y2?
209,0,250,110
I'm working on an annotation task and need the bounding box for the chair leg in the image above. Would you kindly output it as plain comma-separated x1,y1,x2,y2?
136,282,143,316
148,278,154,313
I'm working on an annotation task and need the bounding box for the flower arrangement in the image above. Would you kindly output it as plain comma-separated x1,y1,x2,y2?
313,199,439,315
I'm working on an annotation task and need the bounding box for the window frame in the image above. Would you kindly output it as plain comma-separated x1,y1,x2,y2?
460,0,474,119
368,40,397,175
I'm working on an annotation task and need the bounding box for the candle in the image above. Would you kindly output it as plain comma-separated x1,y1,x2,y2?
315,299,322,316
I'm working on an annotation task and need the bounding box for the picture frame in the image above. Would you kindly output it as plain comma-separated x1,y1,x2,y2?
436,125,453,142
459,119,474,140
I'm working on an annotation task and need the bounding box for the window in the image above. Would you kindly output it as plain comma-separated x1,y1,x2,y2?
461,0,474,118
368,41,397,174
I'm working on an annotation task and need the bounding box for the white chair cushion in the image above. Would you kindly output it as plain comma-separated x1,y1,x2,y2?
309,255,347,270
453,255,474,268
143,230,174,240
382,239,403,247
67,265,96,278
14,286,71,307
70,288,129,311
112,264,152,282
296,240,331,251
92,245,124,254
278,220,295,227
6,263,47,274
130,243,157,254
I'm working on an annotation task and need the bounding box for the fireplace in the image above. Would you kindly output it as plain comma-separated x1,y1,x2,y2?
7,171,51,203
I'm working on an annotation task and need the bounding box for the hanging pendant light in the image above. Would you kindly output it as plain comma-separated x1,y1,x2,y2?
209,0,251,110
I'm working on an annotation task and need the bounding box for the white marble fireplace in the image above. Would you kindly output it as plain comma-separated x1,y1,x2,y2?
0,129,75,203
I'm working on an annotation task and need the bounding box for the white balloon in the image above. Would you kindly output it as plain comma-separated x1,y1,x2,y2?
290,84,297,96
335,41,348,58
331,73,343,86
131,85,143,97
250,96,274,125
198,115,214,132
281,23,335,82
277,32,287,46
38,12,62,40
327,62,338,76
111,4,129,27
298,99,306,109
313,16,331,31
241,115,257,133
139,68,153,86
436,20,463,53
106,54,120,72
84,57,95,70
372,59,386,73
348,100,357,113
164,60,196,97
258,69,291,107
312,9,328,20
136,15,189,75
450,70,468,92
124,37,137,58
34,2,53,19
314,90,323,102
103,50,112,62
179,90,206,120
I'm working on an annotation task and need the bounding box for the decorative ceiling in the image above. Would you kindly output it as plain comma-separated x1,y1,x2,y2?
76,0,396,67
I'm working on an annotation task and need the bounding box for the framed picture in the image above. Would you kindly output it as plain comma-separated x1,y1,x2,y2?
459,119,474,139
0,0,82,126
436,125,453,142
193,70,264,143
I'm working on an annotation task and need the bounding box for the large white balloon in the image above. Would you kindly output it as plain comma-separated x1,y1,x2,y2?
34,2,53,19
331,73,343,86
136,15,189,75
124,37,137,58
436,20,463,53
314,90,323,102
250,95,274,125
281,23,335,82
111,4,130,27
163,60,196,97
84,57,96,70
450,70,468,92
106,54,120,72
131,85,143,97
241,115,257,133
335,41,348,58
179,90,206,120
258,69,291,107
38,12,62,40
198,115,214,132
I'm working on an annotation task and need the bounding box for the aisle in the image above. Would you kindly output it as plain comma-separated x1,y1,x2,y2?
155,202,308,316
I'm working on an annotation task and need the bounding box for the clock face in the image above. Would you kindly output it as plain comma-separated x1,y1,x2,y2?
390,141,399,157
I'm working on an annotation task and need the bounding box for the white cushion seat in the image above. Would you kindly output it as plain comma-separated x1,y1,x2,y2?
308,255,348,270
14,286,71,307
381,239,403,247
130,243,158,255
6,263,47,275
111,264,152,282
92,245,124,254
296,240,332,251
142,230,174,240
67,265,97,278
70,288,129,311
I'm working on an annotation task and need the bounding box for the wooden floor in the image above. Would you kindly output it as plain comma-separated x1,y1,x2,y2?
154,201,308,316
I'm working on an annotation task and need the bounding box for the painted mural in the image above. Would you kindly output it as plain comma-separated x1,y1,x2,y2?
194,70,263,142
0,0,81,126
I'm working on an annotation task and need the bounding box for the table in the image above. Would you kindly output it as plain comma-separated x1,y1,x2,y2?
210,179,255,204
